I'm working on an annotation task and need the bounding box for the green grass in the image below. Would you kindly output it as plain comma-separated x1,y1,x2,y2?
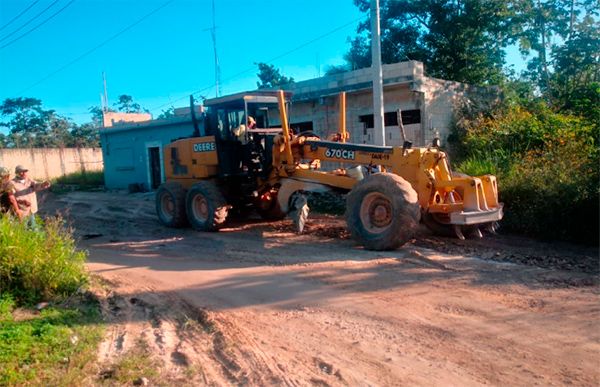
0,216,88,304
0,293,104,386
51,171,104,192
103,339,161,385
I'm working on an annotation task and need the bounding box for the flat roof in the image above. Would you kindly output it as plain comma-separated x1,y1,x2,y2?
100,115,194,134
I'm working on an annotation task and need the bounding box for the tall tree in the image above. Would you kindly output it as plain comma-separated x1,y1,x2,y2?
550,14,600,116
0,97,100,148
256,63,294,89
112,95,148,113
512,0,598,94
0,98,52,148
347,0,516,85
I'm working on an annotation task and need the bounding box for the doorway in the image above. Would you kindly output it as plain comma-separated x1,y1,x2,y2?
148,146,162,189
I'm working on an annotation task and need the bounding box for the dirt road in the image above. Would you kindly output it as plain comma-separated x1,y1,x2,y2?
42,191,600,386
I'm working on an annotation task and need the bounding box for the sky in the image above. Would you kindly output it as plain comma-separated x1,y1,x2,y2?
0,0,526,126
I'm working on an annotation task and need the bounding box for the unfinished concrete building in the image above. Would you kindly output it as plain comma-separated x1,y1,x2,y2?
283,60,495,146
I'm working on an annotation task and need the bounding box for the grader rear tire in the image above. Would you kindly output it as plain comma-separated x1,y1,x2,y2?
156,183,188,228
345,173,420,251
186,181,229,231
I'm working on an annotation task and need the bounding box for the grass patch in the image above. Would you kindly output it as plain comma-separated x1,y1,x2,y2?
0,292,104,386
99,339,160,385
51,171,104,193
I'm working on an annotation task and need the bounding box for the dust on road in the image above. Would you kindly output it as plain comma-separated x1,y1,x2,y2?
41,190,600,386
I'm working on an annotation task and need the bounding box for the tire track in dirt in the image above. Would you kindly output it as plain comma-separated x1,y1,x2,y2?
93,276,298,385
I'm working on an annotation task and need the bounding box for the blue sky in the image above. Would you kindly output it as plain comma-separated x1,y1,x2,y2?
0,0,526,125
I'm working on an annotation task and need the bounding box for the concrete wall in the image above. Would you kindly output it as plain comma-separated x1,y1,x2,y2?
100,118,195,189
0,148,103,180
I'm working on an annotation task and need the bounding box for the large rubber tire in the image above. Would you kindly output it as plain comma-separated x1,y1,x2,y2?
156,183,188,228
422,211,455,237
186,181,228,231
345,173,420,251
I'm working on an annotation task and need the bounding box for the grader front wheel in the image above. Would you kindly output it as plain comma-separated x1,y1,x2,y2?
345,173,420,251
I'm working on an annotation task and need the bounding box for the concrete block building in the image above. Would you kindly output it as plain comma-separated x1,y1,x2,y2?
282,61,496,147
100,114,197,190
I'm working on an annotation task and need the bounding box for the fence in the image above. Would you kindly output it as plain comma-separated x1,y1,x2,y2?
0,148,104,180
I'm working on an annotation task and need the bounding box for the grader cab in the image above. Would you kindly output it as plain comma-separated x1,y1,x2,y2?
156,90,503,250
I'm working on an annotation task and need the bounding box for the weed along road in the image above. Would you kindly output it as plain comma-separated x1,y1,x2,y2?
43,191,600,386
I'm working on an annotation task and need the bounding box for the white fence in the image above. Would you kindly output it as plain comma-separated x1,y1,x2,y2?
0,148,104,180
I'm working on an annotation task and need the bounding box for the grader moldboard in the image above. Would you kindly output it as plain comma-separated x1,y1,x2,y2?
156,90,503,250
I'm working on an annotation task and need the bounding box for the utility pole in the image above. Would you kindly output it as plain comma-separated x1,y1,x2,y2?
211,0,220,97
371,0,385,146
102,71,109,112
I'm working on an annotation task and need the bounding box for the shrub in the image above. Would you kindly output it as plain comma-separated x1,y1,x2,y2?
0,216,88,304
52,170,104,188
452,102,599,245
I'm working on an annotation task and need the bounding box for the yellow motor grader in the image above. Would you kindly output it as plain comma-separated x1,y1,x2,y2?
156,90,503,250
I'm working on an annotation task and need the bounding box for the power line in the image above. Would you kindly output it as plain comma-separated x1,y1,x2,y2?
0,0,76,50
149,16,362,113
0,0,60,43
0,0,40,32
16,0,176,95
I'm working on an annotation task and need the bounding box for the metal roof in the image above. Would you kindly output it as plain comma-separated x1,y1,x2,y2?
203,90,292,106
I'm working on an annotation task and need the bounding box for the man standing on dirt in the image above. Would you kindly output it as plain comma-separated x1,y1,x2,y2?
11,165,51,228
0,166,22,218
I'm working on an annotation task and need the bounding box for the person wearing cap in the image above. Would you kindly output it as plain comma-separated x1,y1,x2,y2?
11,165,51,227
0,166,23,218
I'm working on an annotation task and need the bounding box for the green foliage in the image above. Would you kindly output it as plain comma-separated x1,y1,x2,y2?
157,106,176,119
53,171,104,188
256,62,294,89
0,300,103,386
348,0,513,84
0,98,100,148
113,94,148,114
453,100,599,244
0,293,15,321
0,216,88,304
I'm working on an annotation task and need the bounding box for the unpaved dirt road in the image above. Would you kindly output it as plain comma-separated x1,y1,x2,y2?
41,191,599,386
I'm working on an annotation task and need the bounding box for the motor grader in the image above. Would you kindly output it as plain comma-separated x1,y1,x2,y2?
156,90,503,250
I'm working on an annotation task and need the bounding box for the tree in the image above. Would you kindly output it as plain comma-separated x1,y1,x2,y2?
512,0,598,92
112,95,148,113
0,97,101,148
256,63,294,89
70,123,100,147
346,0,517,85
157,107,175,120
324,64,351,76
0,98,52,148
549,14,599,115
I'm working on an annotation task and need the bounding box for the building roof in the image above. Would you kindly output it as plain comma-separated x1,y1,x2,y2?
285,61,425,102
100,115,195,134
203,90,292,106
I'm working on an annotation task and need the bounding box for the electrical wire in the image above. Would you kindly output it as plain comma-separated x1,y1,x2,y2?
16,0,176,95
0,0,76,50
0,0,40,32
149,16,362,113
0,0,60,43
